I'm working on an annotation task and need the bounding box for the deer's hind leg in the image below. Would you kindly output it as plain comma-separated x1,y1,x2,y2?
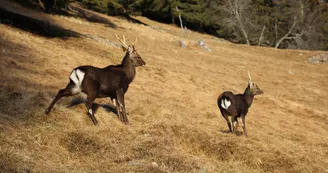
85,93,98,125
231,115,238,134
45,82,76,114
82,75,100,125
220,109,232,132
46,69,85,114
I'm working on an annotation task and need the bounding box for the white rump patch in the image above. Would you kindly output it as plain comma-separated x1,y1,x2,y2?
69,69,85,94
221,98,231,110
88,109,93,115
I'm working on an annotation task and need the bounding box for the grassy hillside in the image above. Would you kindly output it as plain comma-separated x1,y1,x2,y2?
1,1,328,173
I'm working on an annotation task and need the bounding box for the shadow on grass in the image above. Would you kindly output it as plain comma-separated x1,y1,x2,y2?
0,7,81,38
67,97,118,116
0,32,119,126
69,5,117,28
70,4,147,27
219,129,244,136
0,38,62,124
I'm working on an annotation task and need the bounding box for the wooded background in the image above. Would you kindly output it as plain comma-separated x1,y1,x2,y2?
16,0,328,50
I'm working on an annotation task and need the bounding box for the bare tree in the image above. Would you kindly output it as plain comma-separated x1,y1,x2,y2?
293,0,327,50
274,0,326,50
175,6,184,30
258,25,266,46
274,16,298,48
221,0,252,45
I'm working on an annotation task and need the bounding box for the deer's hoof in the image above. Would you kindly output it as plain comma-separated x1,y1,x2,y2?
92,120,99,125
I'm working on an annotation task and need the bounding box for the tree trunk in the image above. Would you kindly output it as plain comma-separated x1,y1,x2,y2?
275,17,297,48
176,6,184,30
232,0,250,45
240,24,250,45
258,25,266,46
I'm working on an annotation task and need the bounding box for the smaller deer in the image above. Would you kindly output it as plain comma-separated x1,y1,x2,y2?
45,35,145,125
217,72,263,136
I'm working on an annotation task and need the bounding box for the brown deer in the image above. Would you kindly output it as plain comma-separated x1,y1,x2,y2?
217,72,263,136
45,35,145,125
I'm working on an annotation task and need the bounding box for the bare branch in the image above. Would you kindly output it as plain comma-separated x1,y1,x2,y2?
223,0,251,45
176,6,184,30
258,25,266,46
275,16,298,48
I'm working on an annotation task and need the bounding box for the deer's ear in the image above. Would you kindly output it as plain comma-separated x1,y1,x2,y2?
122,46,128,52
249,81,253,89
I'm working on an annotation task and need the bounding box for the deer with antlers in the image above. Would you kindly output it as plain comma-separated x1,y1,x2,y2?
45,35,145,125
217,72,263,136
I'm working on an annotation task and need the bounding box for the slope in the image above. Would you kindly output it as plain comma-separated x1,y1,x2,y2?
0,2,327,173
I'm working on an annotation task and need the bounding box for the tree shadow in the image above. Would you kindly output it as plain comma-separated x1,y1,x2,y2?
69,4,117,28
0,8,81,38
0,38,55,124
70,3,147,27
122,15,148,26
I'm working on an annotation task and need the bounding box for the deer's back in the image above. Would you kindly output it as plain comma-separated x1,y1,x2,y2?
77,65,131,98
218,91,249,117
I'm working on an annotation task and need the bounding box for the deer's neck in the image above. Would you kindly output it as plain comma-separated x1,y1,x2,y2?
121,55,136,82
243,85,254,108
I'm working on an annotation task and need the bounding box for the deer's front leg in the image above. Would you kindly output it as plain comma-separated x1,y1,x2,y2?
116,89,128,124
241,115,248,137
113,98,122,122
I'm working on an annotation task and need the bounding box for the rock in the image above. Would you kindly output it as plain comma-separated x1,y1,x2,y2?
197,39,211,52
128,160,139,166
84,34,121,48
179,40,188,48
308,54,328,64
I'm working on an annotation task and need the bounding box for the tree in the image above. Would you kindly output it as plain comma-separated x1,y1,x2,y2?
221,0,253,45
272,0,328,50
75,0,328,50
38,0,73,13
291,0,328,50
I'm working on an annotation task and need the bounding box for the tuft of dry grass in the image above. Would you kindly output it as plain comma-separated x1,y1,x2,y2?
1,1,328,173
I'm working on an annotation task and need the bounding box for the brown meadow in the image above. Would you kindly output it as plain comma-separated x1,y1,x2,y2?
0,1,328,173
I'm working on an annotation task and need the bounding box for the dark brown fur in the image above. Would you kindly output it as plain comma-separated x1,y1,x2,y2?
217,78,263,136
45,45,145,125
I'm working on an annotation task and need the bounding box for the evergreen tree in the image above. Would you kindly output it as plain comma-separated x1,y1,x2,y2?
66,0,328,50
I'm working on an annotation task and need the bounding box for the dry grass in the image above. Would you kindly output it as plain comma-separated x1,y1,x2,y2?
1,2,328,173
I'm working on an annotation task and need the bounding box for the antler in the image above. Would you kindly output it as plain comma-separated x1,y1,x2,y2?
135,46,142,50
115,34,128,48
128,37,142,50
248,71,252,82
128,37,138,46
